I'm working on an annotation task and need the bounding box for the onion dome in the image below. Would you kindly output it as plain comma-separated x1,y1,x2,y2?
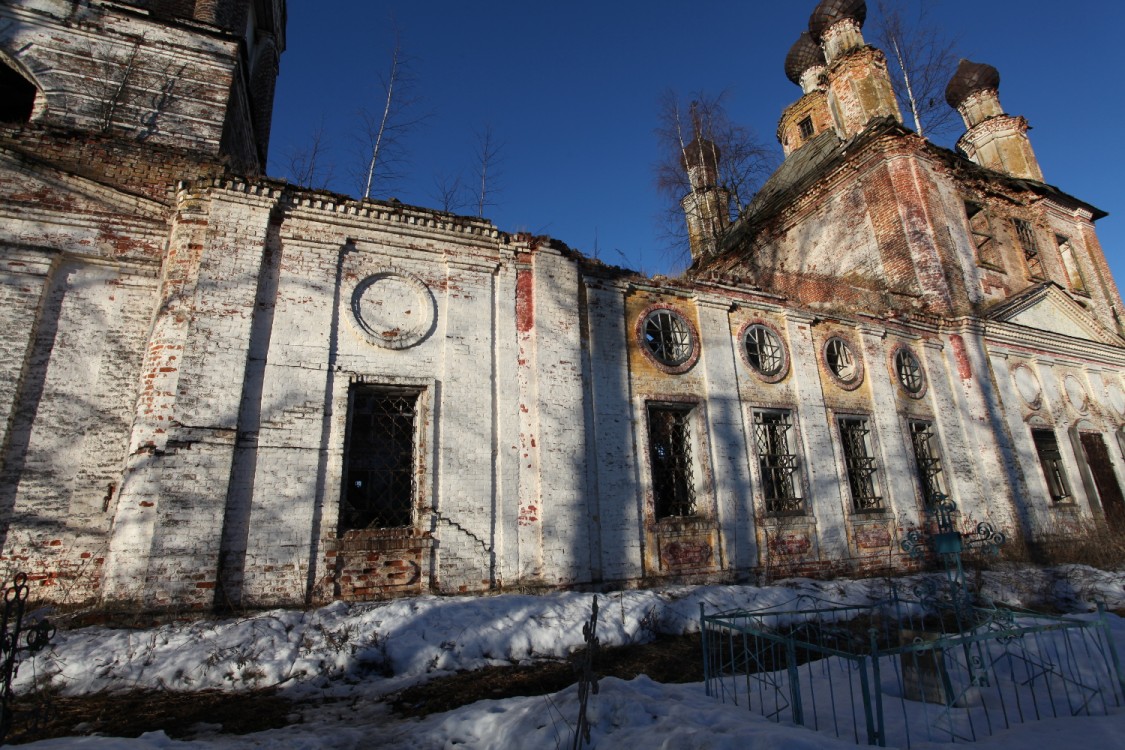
945,59,1001,108
785,32,827,85
809,0,867,42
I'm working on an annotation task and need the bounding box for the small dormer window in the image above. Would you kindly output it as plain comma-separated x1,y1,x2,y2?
0,60,36,123
798,116,814,141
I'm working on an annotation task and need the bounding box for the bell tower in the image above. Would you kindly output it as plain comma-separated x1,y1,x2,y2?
945,59,1043,182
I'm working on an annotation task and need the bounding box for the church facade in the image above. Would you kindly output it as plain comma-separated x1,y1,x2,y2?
1,0,1123,611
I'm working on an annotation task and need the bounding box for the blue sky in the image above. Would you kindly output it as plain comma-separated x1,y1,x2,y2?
267,1,1125,284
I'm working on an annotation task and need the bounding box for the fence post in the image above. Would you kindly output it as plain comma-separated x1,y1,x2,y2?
700,603,711,697
869,628,886,746
786,636,803,725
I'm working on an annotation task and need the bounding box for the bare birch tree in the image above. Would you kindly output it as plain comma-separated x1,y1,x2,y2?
872,0,960,142
473,124,504,218
431,171,466,213
654,89,776,264
356,26,428,200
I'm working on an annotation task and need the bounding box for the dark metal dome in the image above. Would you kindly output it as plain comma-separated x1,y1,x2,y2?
785,32,827,85
945,59,1001,108
808,0,867,41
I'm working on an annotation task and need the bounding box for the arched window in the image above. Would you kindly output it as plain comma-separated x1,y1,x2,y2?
0,59,36,123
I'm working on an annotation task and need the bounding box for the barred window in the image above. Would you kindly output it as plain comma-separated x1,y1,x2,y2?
826,337,859,383
340,386,419,531
744,324,785,377
1031,428,1071,503
1014,219,1045,280
908,421,946,507
753,410,804,514
895,348,924,394
964,202,1000,268
1056,235,1088,294
648,405,696,518
798,116,814,141
839,417,882,511
641,309,694,368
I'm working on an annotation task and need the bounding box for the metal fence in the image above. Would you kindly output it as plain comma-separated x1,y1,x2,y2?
700,590,1125,747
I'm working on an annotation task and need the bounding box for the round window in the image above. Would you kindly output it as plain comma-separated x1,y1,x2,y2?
825,337,859,383
894,348,924,394
641,308,695,368
744,325,784,376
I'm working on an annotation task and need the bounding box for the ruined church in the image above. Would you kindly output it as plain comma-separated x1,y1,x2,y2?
1,0,1123,611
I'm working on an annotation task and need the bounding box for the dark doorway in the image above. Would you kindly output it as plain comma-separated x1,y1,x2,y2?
1080,432,1125,532
0,61,35,123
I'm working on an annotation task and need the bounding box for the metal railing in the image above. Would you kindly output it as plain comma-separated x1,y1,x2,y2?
701,590,1125,747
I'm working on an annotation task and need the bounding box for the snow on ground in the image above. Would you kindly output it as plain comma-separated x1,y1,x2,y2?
12,565,1125,749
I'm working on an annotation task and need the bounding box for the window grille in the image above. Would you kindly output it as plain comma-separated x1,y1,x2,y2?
648,405,696,518
1031,428,1071,503
744,325,784,377
340,387,418,531
964,202,999,267
798,116,814,140
895,348,924,394
1056,235,1088,293
839,417,882,511
1014,219,1045,280
826,337,858,382
642,309,694,367
908,421,946,507
753,411,804,514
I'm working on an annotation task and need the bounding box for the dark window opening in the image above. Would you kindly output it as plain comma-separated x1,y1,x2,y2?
964,201,1000,268
1014,219,1045,280
1031,428,1071,503
340,386,419,531
0,61,36,123
754,410,804,514
798,116,814,141
839,417,882,511
648,405,696,518
908,421,946,507
1056,234,1088,294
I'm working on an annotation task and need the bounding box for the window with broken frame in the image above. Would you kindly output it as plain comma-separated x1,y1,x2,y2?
1031,427,1072,503
964,201,1001,268
1013,218,1045,280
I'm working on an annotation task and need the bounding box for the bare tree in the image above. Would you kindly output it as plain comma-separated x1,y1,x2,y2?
654,89,776,264
473,124,504,218
431,170,466,213
355,25,428,200
282,119,336,189
872,0,960,142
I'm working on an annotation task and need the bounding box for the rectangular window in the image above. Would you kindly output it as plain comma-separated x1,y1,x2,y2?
1014,219,1045,280
839,417,882,511
1031,428,1071,503
753,410,804,514
964,201,1000,268
1056,235,1088,294
340,386,419,531
798,116,815,141
648,405,696,518
908,420,946,507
